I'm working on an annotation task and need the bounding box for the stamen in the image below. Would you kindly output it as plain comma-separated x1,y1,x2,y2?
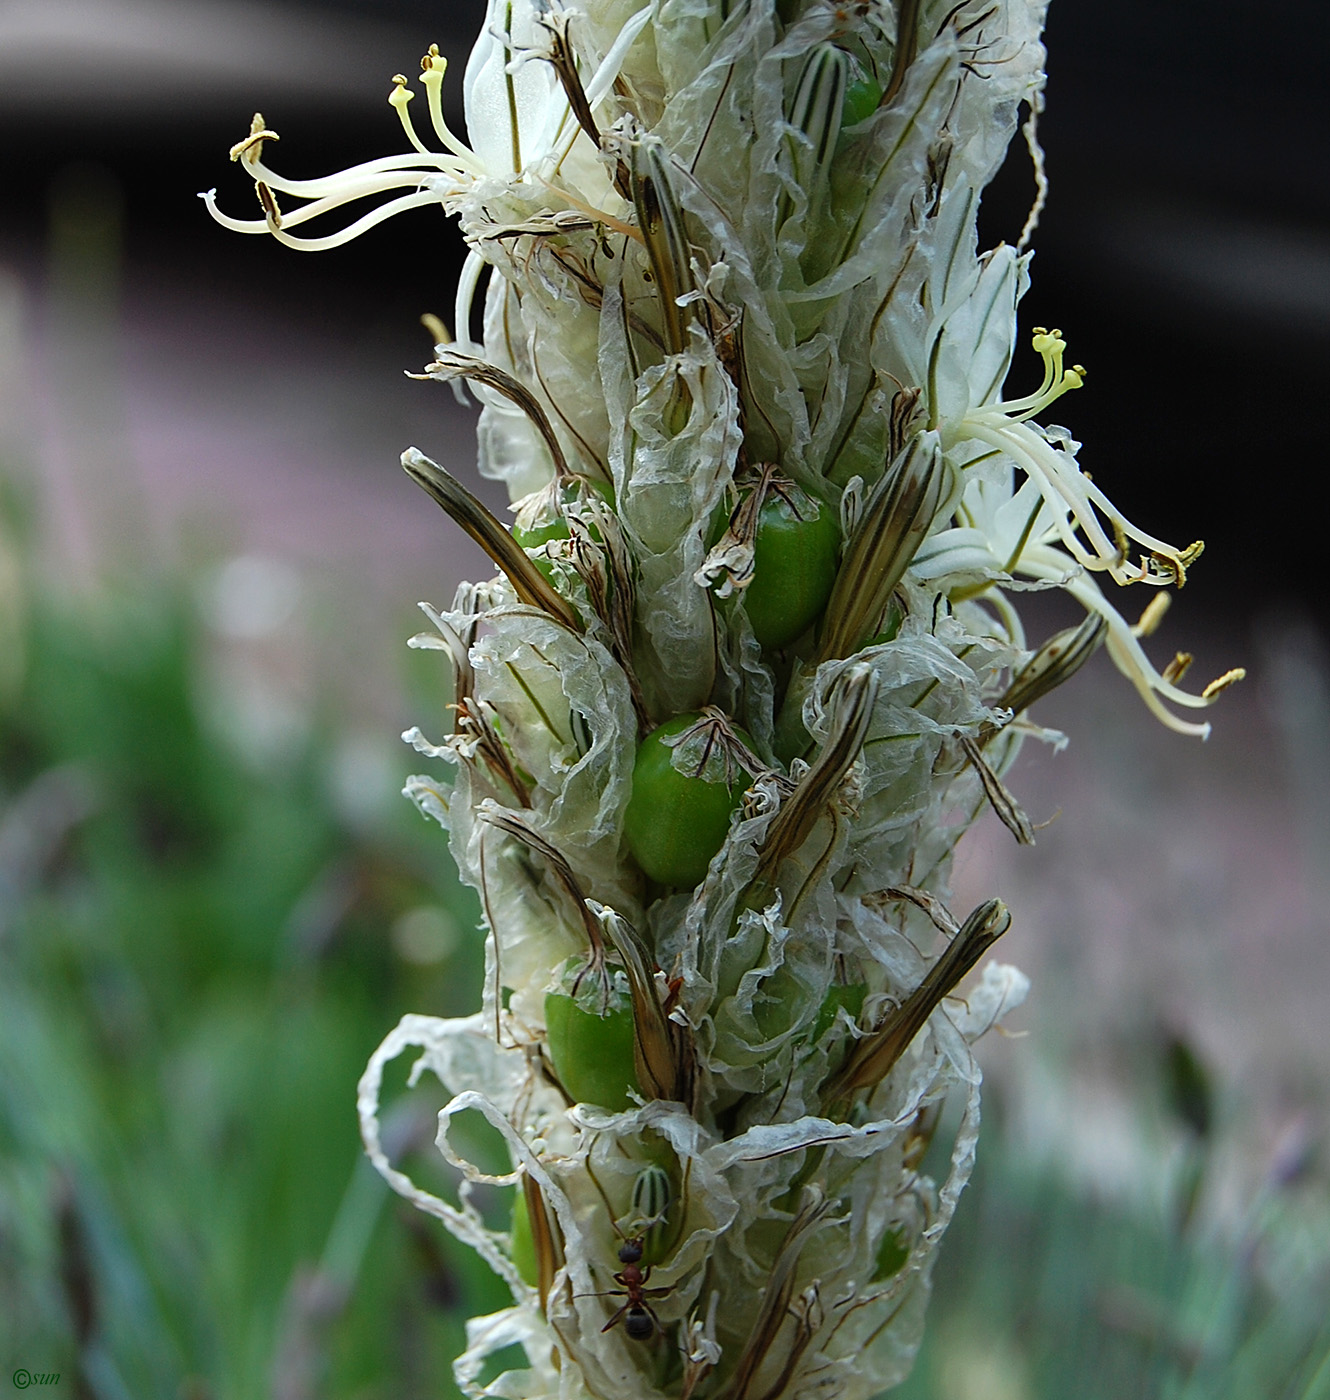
1161,651,1194,685
1016,543,1222,737
418,46,488,173
1133,592,1170,638
1203,668,1246,698
263,190,443,251
205,53,486,254
229,112,279,163
989,328,1084,420
420,312,451,347
453,248,488,353
233,147,466,201
389,75,434,157
256,181,281,229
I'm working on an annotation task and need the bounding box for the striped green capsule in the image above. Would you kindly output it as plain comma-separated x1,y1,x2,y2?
787,45,850,190
629,1163,673,1265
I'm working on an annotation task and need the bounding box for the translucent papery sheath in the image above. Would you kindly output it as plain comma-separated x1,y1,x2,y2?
282,0,1248,1397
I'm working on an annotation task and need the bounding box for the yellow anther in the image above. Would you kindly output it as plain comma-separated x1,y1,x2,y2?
1132,593,1170,638
1061,369,1084,390
256,180,282,229
421,312,451,346
229,112,279,163
1031,327,1065,356
421,46,447,93
1162,652,1194,685
1202,667,1246,699
389,74,413,107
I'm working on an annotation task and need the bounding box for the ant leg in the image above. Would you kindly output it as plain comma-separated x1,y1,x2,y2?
601,1301,630,1334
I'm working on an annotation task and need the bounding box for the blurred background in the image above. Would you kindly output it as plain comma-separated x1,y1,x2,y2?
2,1,1328,1396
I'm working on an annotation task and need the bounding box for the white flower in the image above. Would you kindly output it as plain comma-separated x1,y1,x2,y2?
916,326,1242,735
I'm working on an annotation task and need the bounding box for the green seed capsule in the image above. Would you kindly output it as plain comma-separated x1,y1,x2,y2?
841,75,884,129
811,982,867,1042
510,1189,539,1287
743,487,841,650
623,712,752,888
512,478,608,550
544,991,641,1111
858,601,904,652
873,1224,909,1281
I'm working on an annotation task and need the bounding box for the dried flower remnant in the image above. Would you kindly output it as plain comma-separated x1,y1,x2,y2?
211,1,1240,1396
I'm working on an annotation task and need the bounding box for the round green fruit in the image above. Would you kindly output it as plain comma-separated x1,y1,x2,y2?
512,478,607,550
624,713,751,888
510,1190,539,1287
841,75,883,128
544,991,641,1111
873,1224,909,1281
743,487,840,649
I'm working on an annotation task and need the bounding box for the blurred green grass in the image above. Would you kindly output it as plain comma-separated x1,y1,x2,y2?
1,481,1327,1399
0,483,507,1396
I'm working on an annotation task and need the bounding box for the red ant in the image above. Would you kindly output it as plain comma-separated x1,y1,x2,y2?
600,1237,669,1341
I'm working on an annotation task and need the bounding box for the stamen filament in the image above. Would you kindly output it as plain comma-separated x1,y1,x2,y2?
418,48,489,173
1019,544,1221,736
390,75,435,157
204,174,450,238
962,418,1126,578
265,190,443,251
989,326,1061,414
240,148,466,200
453,249,488,353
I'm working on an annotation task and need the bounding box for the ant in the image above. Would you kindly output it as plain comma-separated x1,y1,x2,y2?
600,1236,669,1341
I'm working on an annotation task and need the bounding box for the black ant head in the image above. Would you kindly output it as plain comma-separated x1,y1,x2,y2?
617,1237,644,1265
625,1306,654,1340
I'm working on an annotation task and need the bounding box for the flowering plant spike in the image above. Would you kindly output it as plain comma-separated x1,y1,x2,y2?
208,1,1242,1394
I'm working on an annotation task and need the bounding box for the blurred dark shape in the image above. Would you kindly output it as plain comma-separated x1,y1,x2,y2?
399,1206,462,1311
1160,1027,1214,1234
0,764,99,938
55,1172,97,1343
53,1171,98,1400
1096,1284,1207,1377
1162,1028,1214,1143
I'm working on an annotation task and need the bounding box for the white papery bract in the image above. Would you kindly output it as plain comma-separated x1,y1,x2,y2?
211,1,1240,1396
